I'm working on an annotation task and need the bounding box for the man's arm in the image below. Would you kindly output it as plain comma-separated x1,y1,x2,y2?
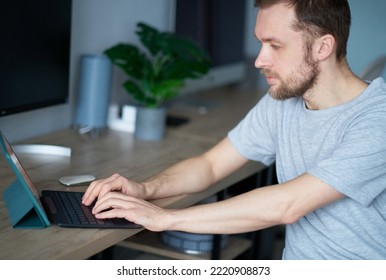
162,172,345,234
86,136,345,233
83,137,249,205
142,137,250,200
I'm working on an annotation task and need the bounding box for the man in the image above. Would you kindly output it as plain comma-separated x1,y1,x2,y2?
83,0,386,259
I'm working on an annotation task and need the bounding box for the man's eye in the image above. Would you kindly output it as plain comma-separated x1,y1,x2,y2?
271,44,281,50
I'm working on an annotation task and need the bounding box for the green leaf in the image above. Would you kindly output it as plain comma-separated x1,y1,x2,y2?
104,44,152,80
151,79,184,100
103,21,212,107
123,80,148,105
136,22,163,56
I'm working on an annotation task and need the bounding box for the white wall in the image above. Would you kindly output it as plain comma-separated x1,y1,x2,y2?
71,0,175,106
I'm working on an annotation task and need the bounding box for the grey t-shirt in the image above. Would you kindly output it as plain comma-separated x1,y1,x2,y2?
228,77,386,259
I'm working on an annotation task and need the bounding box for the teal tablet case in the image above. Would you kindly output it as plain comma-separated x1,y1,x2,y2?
3,179,49,228
1,131,51,228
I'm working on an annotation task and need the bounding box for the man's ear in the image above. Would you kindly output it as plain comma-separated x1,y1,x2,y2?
315,34,335,61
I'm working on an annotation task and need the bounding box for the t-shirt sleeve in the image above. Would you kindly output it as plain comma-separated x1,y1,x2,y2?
228,94,277,166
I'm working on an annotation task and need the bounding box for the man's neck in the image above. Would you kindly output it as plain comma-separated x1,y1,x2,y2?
303,60,368,110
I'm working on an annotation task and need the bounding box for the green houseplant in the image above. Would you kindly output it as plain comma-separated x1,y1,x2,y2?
104,22,211,141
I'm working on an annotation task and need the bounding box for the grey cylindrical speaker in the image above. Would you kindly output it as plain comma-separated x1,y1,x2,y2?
74,54,112,133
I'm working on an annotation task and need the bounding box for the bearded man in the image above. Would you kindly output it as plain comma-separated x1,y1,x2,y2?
83,0,386,259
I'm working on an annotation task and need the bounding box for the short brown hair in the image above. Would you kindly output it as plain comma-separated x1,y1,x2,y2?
254,0,351,61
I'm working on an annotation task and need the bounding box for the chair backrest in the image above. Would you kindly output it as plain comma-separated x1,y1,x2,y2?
359,55,386,81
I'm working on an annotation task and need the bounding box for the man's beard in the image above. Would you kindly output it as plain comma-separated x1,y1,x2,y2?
261,54,320,101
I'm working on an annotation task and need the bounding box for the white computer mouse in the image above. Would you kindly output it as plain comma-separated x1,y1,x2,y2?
59,175,96,186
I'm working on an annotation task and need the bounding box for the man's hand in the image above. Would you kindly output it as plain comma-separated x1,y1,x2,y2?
82,173,146,206
91,191,170,232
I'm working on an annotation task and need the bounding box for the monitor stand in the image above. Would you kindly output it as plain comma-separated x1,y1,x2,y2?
12,144,71,157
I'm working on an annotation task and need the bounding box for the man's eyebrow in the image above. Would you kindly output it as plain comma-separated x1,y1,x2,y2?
255,35,285,45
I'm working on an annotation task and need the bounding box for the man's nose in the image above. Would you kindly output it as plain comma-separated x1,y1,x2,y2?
254,46,271,69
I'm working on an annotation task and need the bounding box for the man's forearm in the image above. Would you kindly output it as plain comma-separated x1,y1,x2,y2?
141,155,216,200
141,137,250,200
163,184,284,234
161,173,345,234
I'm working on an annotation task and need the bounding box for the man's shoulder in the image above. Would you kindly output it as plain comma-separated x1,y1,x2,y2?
367,77,386,95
